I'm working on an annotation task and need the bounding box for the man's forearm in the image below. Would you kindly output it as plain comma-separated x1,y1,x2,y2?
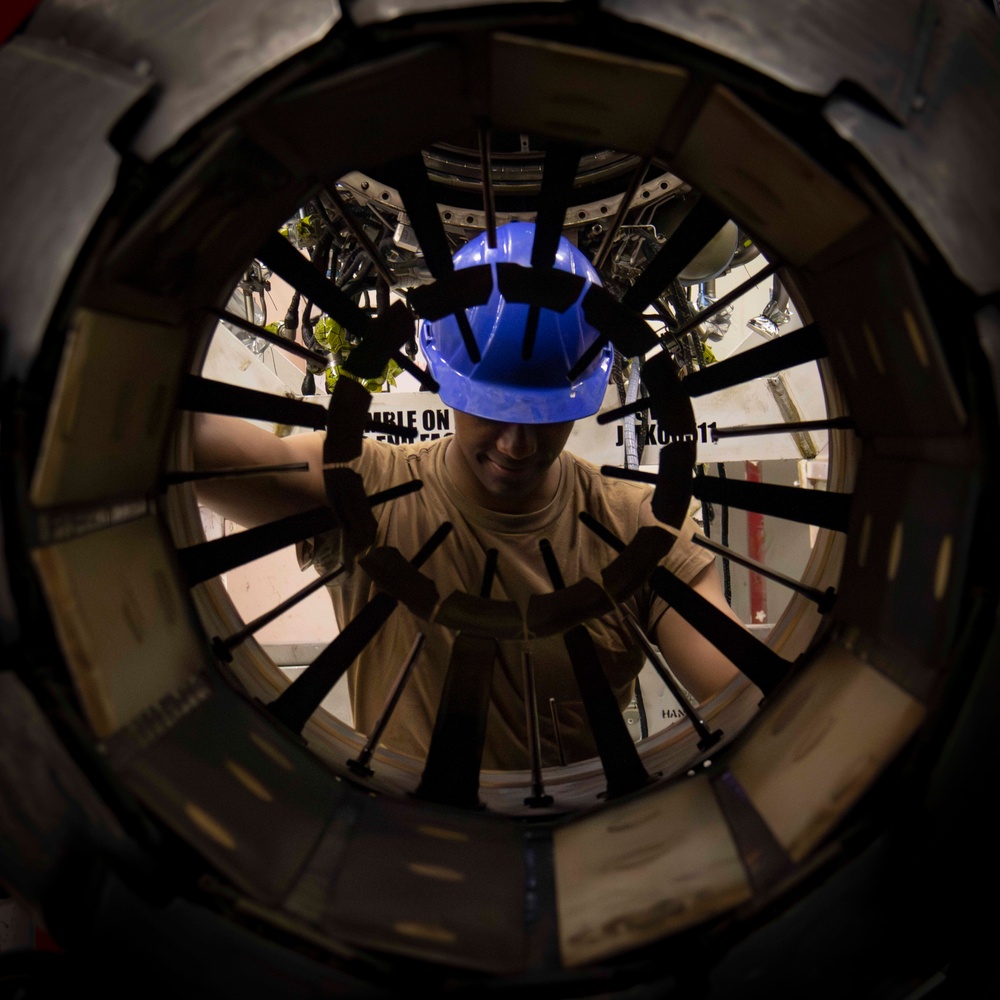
653,564,745,704
191,413,326,527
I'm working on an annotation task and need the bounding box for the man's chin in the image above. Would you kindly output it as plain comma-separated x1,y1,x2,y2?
481,461,538,494
483,475,535,498
479,465,539,500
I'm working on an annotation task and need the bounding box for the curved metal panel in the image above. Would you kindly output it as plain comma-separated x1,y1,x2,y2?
554,775,751,966
32,516,212,737
825,4,1000,297
351,0,568,28
669,85,871,265
2,1,999,992
0,674,128,904
0,37,148,379
26,0,341,160
604,0,927,117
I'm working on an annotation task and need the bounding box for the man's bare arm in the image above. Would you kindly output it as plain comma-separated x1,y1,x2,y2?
191,413,326,528
653,563,750,704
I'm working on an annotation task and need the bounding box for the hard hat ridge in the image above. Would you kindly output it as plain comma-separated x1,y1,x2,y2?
419,222,613,424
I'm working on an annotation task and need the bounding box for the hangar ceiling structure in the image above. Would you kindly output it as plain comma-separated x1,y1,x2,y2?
1,0,999,996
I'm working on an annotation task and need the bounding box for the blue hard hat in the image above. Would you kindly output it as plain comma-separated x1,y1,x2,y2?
419,222,612,423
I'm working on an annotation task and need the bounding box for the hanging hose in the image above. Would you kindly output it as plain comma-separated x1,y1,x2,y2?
282,289,301,353
718,462,732,606
702,467,713,541
762,274,790,324
634,677,649,740
622,359,642,469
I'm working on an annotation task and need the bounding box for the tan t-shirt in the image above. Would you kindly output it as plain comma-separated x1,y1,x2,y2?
301,437,713,769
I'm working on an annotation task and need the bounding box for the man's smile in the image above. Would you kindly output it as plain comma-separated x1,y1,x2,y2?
484,455,534,475
446,411,574,513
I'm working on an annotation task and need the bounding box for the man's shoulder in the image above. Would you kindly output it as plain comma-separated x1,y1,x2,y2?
562,450,652,508
361,435,448,466
350,436,449,495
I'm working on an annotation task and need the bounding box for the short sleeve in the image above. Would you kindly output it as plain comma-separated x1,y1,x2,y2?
638,493,716,633
296,437,422,577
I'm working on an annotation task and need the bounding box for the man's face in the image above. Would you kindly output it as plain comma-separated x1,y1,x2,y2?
446,411,574,512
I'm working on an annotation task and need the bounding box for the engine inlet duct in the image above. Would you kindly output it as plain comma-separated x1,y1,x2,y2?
1,1,998,996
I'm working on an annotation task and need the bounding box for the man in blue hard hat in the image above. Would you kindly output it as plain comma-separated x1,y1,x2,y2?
195,223,743,769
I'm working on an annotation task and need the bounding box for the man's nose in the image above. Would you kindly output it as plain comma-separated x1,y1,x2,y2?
495,423,536,460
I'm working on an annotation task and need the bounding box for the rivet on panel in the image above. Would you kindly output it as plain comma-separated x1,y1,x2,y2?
57,372,84,441
407,863,465,882
145,382,169,438
887,522,904,581
185,803,236,850
858,512,872,568
122,590,146,642
934,535,953,601
393,922,457,944
838,331,858,382
903,309,930,368
607,809,660,833
110,384,134,443
225,759,273,802
862,322,885,375
153,570,177,625
249,731,294,771
416,825,469,842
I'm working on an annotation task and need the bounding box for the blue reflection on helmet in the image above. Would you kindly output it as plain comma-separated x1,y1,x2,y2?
419,222,612,424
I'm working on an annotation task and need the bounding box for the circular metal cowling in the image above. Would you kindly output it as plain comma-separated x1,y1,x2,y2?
1,1,999,997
